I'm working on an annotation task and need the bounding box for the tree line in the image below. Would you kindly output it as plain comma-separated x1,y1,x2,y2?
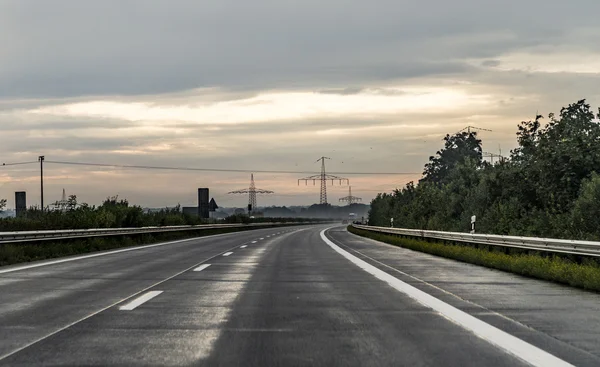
0,196,202,231
0,196,323,231
368,100,600,240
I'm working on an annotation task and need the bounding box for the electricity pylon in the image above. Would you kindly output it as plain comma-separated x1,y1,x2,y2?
483,151,506,164
339,186,362,205
298,157,349,204
52,188,68,212
457,126,493,134
228,174,273,213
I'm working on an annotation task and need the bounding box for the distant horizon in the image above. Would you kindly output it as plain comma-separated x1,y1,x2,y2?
0,199,371,211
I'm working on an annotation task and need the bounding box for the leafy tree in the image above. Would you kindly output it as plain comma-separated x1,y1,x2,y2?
569,173,600,240
0,199,6,213
512,100,600,212
67,195,78,211
368,100,600,240
421,131,483,185
368,193,393,226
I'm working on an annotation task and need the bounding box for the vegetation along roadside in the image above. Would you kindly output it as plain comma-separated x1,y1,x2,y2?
348,226,600,293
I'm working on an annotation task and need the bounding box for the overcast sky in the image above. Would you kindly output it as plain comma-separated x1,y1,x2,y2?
1,0,600,208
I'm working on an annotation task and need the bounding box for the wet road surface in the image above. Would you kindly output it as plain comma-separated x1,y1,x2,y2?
0,225,598,366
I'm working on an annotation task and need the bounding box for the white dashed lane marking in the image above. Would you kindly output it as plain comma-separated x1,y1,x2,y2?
193,264,211,272
119,291,163,311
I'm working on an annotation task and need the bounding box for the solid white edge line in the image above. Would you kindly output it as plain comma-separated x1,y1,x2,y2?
223,252,233,257
119,291,163,311
240,245,248,248
319,229,573,367
193,264,212,272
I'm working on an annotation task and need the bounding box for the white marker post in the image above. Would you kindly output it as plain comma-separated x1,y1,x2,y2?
471,215,476,234
390,217,394,228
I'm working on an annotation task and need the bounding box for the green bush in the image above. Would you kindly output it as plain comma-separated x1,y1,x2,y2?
569,173,600,240
349,226,600,292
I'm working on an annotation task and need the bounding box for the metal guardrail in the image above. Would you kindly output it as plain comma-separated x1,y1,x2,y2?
0,222,308,245
352,224,600,257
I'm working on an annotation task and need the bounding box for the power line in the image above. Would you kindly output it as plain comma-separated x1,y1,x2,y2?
44,160,419,175
1,161,38,167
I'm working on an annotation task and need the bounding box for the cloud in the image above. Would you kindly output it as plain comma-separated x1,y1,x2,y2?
317,87,365,96
2,1,599,99
25,86,493,124
1,0,600,207
481,60,501,68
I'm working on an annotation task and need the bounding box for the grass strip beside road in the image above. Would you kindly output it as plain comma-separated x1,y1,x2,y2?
348,226,600,293
0,225,285,267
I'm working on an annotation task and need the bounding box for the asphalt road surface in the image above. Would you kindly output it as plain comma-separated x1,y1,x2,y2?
1,225,600,366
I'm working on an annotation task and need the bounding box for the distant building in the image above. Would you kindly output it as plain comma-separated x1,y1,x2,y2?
15,191,26,217
198,188,209,219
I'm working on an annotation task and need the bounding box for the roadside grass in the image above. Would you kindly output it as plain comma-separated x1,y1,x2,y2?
0,225,285,267
348,226,600,292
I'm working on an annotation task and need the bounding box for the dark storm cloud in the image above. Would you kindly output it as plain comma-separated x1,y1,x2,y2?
2,0,599,99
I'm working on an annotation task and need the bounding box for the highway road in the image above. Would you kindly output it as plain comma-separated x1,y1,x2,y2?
1,225,600,366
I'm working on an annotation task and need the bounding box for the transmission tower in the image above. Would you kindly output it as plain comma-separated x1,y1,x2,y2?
51,188,68,212
457,126,493,134
228,174,274,213
298,157,349,204
339,186,362,205
483,151,506,164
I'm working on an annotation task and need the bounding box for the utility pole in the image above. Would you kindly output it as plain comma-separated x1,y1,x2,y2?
39,156,45,212
228,173,274,214
298,157,349,205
